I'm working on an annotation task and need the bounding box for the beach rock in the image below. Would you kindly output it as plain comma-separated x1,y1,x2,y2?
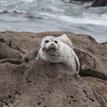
0,31,107,107
0,41,24,64
74,47,107,80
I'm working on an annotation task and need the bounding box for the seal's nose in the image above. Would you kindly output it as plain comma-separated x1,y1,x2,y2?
51,43,54,46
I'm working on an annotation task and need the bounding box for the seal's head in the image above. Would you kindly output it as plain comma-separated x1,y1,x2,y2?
41,36,60,55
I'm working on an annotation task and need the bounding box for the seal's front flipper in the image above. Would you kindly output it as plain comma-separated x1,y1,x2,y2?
36,52,40,61
74,56,80,73
36,49,43,62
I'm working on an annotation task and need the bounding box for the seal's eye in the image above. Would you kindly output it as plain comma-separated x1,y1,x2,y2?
54,40,58,44
45,40,49,43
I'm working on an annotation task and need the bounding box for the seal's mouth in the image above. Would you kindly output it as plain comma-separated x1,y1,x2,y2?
46,46,57,56
47,47,57,51
42,46,58,56
42,44,57,54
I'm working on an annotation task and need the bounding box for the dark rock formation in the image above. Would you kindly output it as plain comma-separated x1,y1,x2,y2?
92,0,107,7
67,0,107,7
0,31,107,107
73,0,93,2
64,0,93,3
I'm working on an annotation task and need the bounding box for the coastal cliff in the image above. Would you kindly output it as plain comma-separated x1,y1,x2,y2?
0,31,107,107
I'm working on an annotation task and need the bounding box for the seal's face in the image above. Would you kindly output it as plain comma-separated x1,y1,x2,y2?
41,36,60,55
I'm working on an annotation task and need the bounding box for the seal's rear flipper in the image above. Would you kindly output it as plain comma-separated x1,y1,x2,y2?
57,34,73,47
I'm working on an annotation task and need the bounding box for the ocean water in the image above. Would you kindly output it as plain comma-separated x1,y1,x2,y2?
0,0,107,42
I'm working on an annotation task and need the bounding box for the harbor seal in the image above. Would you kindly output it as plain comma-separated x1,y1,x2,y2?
36,34,80,73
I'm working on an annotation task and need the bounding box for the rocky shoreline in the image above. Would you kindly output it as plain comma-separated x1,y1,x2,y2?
0,31,107,107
